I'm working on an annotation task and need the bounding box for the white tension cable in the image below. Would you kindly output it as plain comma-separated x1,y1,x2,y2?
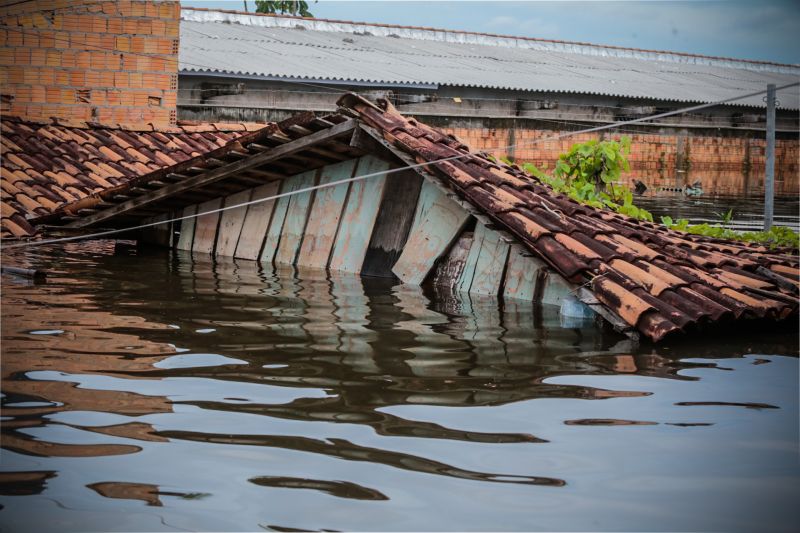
4,81,798,250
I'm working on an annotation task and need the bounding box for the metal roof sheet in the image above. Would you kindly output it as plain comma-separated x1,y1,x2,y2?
179,10,800,109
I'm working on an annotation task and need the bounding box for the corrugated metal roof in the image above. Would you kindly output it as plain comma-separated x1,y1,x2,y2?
179,9,800,110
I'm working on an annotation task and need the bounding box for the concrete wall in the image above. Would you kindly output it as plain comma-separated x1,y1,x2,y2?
0,0,180,127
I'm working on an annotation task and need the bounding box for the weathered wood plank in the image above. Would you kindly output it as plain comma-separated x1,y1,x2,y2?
296,159,356,269
175,204,197,251
261,171,314,264
215,189,252,258
432,231,473,291
502,244,543,301
361,170,423,278
234,181,279,261
540,269,574,308
274,170,319,266
392,179,470,285
458,221,510,296
192,198,223,255
329,155,390,273
67,119,357,229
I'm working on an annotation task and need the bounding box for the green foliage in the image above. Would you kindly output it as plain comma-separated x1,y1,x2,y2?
507,137,798,250
255,0,314,16
516,137,654,222
715,208,734,224
660,217,799,249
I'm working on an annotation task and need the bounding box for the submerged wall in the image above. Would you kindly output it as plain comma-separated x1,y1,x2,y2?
144,155,578,309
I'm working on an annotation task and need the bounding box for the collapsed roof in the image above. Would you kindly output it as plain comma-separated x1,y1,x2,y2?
1,96,797,342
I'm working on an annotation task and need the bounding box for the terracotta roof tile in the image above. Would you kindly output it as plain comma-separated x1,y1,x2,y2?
340,93,800,341
1,115,270,238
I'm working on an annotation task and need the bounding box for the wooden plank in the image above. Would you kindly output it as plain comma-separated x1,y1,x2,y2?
296,159,356,269
67,119,357,229
192,198,223,255
175,204,197,251
215,189,252,258
234,181,279,261
392,179,470,285
361,170,423,278
329,155,390,273
432,231,473,291
261,171,314,264
502,244,544,301
457,221,510,296
274,170,319,266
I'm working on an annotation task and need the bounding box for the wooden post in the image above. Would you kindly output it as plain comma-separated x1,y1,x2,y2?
764,83,776,231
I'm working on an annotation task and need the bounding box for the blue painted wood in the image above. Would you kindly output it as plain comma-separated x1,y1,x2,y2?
502,244,542,301
297,159,356,269
392,179,470,285
215,188,252,258
192,198,222,255
329,155,390,273
261,171,315,264
466,222,510,296
175,204,197,251
235,181,279,261
275,170,319,265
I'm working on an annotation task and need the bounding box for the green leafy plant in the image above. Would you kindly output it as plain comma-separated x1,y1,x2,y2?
515,137,654,222
255,0,315,16
505,138,799,250
660,216,799,249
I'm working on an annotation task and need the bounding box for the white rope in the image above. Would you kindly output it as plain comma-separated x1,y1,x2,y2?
5,81,798,250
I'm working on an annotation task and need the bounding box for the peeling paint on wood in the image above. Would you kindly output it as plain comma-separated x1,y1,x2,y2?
275,170,319,266
192,198,223,255
464,221,510,296
392,179,470,285
297,160,356,269
261,171,315,264
215,189,252,258
175,204,197,251
503,244,543,301
432,231,473,291
235,181,279,261
329,155,390,273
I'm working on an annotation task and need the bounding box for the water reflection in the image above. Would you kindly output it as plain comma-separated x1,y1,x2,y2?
1,241,798,532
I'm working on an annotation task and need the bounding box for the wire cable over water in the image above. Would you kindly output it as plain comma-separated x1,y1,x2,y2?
4,81,798,250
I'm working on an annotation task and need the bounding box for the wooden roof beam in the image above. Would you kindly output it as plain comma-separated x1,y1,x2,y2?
66,119,358,228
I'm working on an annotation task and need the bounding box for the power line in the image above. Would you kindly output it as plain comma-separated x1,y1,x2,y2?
5,81,798,250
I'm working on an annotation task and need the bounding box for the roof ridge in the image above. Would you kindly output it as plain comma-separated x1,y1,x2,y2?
181,6,798,69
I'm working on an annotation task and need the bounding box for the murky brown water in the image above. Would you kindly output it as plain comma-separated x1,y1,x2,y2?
1,241,798,532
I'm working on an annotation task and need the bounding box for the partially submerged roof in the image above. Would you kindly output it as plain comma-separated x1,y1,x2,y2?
337,94,799,341
0,117,267,238
180,8,800,110
5,97,798,342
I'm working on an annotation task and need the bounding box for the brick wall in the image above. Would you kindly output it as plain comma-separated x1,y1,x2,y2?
443,126,799,196
0,0,179,128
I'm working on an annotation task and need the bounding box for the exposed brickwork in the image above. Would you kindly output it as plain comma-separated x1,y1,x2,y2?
0,0,180,128
443,126,799,196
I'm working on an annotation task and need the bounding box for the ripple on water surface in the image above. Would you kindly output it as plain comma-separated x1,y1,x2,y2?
0,241,798,532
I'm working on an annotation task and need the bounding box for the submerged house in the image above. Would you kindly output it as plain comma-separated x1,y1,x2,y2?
3,94,798,342
1,1,797,343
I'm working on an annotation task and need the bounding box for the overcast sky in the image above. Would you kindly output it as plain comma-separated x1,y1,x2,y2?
181,1,800,64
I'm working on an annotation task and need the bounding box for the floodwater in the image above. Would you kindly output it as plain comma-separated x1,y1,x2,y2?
1,241,798,532
636,193,800,232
